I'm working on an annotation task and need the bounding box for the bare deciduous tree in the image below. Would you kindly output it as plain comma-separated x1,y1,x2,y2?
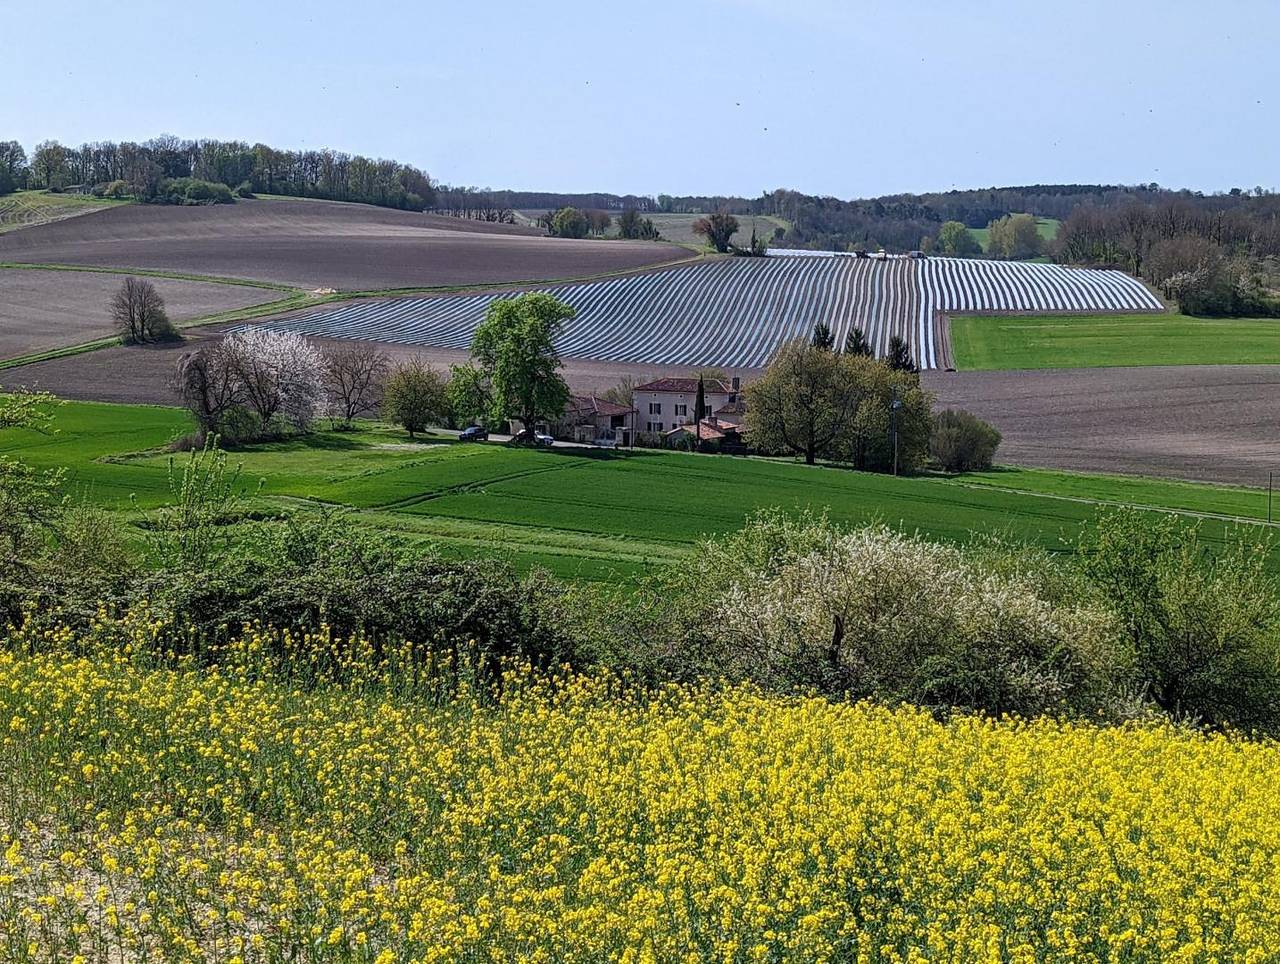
111,277,174,344
692,213,739,253
586,210,612,236
170,344,243,440
602,375,640,411
324,343,390,428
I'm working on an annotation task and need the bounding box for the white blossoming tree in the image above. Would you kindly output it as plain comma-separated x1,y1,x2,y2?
222,328,327,434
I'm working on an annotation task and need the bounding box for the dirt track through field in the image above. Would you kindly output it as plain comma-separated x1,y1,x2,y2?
0,198,687,291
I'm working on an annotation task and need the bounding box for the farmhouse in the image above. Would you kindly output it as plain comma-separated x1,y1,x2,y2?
636,376,741,434
547,394,636,445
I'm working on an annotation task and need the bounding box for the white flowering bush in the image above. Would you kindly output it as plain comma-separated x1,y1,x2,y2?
709,520,1119,715
599,511,1124,718
222,328,327,433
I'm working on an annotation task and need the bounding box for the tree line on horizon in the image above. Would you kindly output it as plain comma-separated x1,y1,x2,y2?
428,181,1280,267
0,135,436,211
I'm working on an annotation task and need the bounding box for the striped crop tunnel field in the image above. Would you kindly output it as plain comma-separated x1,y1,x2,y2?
260,254,1163,371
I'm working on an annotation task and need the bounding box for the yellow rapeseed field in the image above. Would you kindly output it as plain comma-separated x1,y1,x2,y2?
1,616,1279,962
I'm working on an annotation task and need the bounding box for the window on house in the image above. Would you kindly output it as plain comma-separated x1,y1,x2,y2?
649,402,661,415
647,421,661,433
675,404,687,417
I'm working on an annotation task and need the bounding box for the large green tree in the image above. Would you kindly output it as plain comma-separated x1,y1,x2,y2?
986,213,1043,260
29,140,69,190
446,364,492,427
0,141,26,192
471,293,573,438
383,358,448,438
745,339,860,465
839,356,934,474
937,220,981,256
548,207,590,239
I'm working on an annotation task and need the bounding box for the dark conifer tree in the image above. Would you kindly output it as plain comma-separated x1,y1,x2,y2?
844,326,873,357
886,335,918,373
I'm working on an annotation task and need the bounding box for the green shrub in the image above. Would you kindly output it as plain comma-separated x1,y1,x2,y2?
152,177,235,205
149,512,581,686
930,408,1002,472
548,207,589,239
1079,510,1280,730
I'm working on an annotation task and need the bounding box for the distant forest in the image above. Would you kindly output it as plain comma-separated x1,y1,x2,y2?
0,135,435,211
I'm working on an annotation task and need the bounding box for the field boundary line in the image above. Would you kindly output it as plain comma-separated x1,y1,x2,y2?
941,478,1279,528
265,248,714,309
377,459,587,511
0,290,312,371
263,497,690,563
0,261,299,291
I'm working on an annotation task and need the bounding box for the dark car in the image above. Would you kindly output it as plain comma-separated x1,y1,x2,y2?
459,425,488,442
511,429,555,447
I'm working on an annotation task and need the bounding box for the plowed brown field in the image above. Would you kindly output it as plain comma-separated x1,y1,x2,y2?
0,268,284,360
924,366,1280,486
0,198,687,291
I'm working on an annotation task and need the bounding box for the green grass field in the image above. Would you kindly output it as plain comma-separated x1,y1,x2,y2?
951,312,1280,370
0,190,130,234
969,216,1060,253
4,401,1276,582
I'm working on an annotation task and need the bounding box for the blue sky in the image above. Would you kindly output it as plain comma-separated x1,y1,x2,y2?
2,0,1275,199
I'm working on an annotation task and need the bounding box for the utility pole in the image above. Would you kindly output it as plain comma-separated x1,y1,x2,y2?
890,387,902,477
1269,471,1274,525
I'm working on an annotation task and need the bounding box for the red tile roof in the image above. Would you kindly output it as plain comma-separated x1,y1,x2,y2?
634,377,731,394
664,422,727,441
567,395,634,417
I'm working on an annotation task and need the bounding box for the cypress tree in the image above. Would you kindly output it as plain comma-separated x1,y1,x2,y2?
694,375,706,445
844,326,873,357
887,335,918,373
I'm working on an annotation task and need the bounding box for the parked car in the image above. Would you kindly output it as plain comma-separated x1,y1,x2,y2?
459,425,488,441
510,428,555,447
